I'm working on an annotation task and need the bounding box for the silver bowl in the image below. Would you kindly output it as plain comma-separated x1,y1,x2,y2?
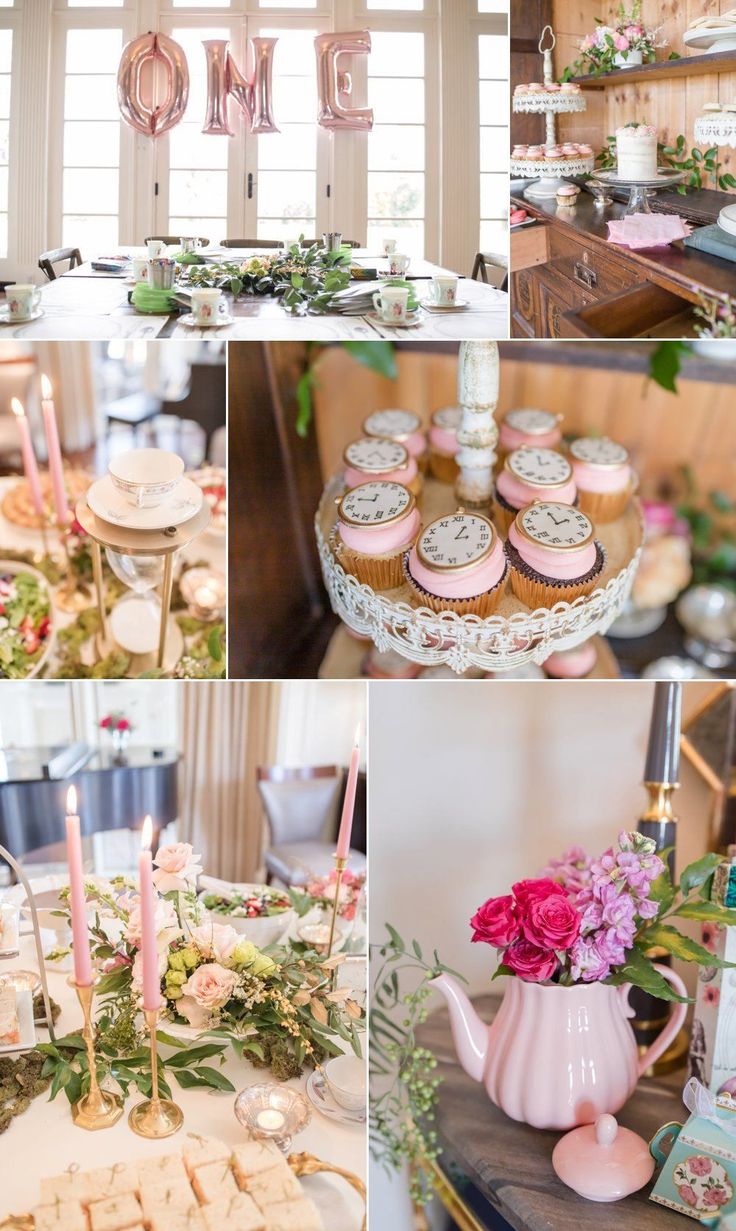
234,1082,311,1153
676,585,736,668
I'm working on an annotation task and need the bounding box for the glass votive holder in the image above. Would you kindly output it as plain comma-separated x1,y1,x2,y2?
179,567,226,621
234,1083,311,1153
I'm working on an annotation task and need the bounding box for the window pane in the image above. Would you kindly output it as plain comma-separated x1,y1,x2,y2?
480,220,507,251
369,78,424,125
63,168,119,214
64,121,120,167
0,79,8,121
368,172,424,219
169,123,229,171
369,32,424,77
172,27,229,118
0,29,11,74
480,126,506,170
0,212,7,258
63,214,118,251
366,219,423,259
368,0,423,8
0,120,8,164
66,29,122,73
264,28,318,76
65,74,120,120
169,218,225,243
258,124,316,171
256,218,310,242
480,173,506,218
259,0,316,7
368,125,424,172
479,34,507,79
272,75,317,123
170,169,228,216
257,170,315,219
480,80,508,125
68,1,123,7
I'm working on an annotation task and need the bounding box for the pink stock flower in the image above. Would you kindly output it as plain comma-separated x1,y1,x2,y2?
512,879,565,910
541,846,592,896
470,895,520,948
523,894,580,951
503,938,558,982
600,892,636,945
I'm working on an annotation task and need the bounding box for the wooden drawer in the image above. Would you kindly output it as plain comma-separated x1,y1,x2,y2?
536,274,596,339
559,282,700,339
510,268,539,330
547,230,639,301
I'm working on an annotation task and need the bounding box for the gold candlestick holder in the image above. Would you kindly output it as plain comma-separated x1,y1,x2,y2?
70,979,124,1130
327,856,348,959
128,1007,184,1138
54,519,92,614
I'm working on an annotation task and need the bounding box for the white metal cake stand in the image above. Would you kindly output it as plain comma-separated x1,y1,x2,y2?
590,168,686,215
512,27,592,200
695,112,736,150
316,342,644,676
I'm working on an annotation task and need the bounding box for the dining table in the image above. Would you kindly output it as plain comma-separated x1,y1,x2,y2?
0,248,509,341
0,923,366,1231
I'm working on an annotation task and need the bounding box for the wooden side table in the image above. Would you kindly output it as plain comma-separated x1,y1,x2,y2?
416,993,687,1230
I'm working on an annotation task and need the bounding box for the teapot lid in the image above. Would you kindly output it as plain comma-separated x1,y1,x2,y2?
552,1114,655,1202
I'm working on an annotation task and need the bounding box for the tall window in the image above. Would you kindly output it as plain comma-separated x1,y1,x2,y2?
479,31,507,252
62,27,122,251
367,30,425,258
257,27,318,243
168,26,229,243
0,28,10,257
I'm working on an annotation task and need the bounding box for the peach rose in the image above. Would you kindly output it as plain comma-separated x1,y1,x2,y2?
152,842,203,893
180,963,237,1023
189,921,239,964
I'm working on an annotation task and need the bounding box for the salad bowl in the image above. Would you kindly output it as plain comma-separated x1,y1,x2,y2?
0,561,54,679
197,876,296,947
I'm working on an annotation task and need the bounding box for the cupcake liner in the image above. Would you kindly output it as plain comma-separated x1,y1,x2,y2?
429,449,459,484
576,484,631,524
330,527,409,591
416,448,429,475
504,539,606,610
402,552,509,617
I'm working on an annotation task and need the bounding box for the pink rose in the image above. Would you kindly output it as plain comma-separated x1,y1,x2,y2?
512,879,566,910
523,894,581,951
189,921,239,963
679,1184,698,1207
181,962,237,1016
710,1186,730,1206
125,895,179,948
689,1156,712,1177
624,25,642,38
470,895,520,948
503,937,558,982
614,34,629,51
152,842,202,893
131,947,167,996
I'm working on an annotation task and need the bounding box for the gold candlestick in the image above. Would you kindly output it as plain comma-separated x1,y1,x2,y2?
70,980,123,1130
54,520,92,614
128,1008,184,1138
327,856,348,960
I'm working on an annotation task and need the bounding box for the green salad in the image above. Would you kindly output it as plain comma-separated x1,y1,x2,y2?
202,888,291,919
0,571,52,679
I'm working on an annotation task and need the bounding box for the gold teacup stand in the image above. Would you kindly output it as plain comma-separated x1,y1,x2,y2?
75,496,210,675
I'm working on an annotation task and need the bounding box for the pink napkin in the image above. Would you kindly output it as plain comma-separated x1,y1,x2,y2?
607,214,692,249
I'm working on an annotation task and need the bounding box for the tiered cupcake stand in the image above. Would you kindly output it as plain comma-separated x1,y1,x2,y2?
510,26,593,201
316,342,644,676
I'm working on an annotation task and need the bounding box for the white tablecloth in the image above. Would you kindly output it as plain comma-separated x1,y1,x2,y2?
0,933,365,1229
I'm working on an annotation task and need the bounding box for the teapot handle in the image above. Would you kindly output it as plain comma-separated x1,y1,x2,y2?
649,1120,683,1166
637,962,689,1077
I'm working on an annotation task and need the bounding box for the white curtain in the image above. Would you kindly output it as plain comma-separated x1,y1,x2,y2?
31,342,97,453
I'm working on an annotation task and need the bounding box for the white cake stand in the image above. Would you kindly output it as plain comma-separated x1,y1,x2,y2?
695,112,736,149
590,168,686,215
683,26,736,54
512,27,592,200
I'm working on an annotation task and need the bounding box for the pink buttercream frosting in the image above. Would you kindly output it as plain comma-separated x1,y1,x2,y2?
545,642,598,677
408,533,506,599
499,423,562,451
402,430,427,459
497,468,577,509
508,521,598,580
344,453,418,490
339,506,421,555
429,424,459,454
572,459,631,494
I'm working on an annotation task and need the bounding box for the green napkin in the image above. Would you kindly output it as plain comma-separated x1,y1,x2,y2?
172,251,206,265
382,278,419,311
131,284,177,314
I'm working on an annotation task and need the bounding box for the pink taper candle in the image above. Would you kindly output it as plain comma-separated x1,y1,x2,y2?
40,374,70,528
336,729,360,860
65,786,93,987
11,398,44,520
138,815,161,1012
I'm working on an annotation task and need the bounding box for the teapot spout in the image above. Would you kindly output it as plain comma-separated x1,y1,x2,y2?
431,973,488,1082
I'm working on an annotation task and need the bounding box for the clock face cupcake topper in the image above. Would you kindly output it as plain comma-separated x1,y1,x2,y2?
338,480,415,528
516,502,594,550
416,511,496,573
506,447,572,488
343,437,409,474
570,437,629,468
363,409,422,441
505,409,561,435
432,407,461,430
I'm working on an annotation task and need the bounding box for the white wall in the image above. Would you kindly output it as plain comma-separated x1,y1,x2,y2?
369,679,720,997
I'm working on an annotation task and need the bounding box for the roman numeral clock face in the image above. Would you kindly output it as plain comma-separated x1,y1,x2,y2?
570,438,628,467
507,448,571,486
344,438,408,473
506,409,558,435
417,513,495,571
518,502,594,549
364,410,421,439
339,481,413,526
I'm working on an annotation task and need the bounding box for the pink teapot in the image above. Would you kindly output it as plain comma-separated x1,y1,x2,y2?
432,967,688,1130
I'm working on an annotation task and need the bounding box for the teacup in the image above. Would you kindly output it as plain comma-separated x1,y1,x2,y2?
147,240,165,259
148,258,176,290
373,286,410,324
324,1055,366,1113
382,238,397,256
109,448,184,509
132,258,149,283
388,253,410,276
431,275,459,306
179,237,200,254
190,288,229,326
5,284,41,322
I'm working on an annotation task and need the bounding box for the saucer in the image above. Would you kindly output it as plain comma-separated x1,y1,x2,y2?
367,309,421,329
305,1070,365,1125
0,307,44,325
87,474,203,530
179,312,234,329
420,298,470,312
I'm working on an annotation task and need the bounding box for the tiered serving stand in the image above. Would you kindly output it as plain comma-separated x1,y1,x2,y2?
695,109,736,151
511,26,594,200
316,342,644,676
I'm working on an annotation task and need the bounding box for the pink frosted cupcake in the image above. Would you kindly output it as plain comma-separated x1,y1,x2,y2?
332,480,421,590
428,406,462,483
363,409,427,471
498,408,563,460
544,640,598,678
404,510,508,617
505,502,606,609
343,437,421,496
569,437,632,522
494,447,577,532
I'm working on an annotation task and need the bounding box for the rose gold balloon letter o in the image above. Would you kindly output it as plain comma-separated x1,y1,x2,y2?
117,32,190,138
315,31,374,132
201,38,279,137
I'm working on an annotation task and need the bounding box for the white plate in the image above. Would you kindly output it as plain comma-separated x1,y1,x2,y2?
87,474,203,530
0,307,44,324
0,986,36,1055
367,310,422,329
419,299,471,312
306,1069,366,1125
178,312,235,328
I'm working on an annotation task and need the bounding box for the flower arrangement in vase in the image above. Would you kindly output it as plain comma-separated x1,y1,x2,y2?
293,868,366,923
564,3,667,78
99,711,133,760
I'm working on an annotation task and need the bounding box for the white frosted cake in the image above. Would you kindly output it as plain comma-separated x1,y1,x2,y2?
616,124,658,181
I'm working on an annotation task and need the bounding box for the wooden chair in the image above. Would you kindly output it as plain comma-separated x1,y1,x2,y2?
220,239,283,249
471,250,508,292
38,247,83,281
257,764,366,887
144,235,210,248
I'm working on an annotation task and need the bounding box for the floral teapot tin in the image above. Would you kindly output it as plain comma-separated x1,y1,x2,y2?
650,1079,736,1223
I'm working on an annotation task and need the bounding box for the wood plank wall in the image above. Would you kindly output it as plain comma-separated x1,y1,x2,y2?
550,1,736,185
312,346,736,499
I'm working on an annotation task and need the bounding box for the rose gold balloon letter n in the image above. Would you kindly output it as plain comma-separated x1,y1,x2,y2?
117,32,190,137
201,39,279,137
315,31,374,132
